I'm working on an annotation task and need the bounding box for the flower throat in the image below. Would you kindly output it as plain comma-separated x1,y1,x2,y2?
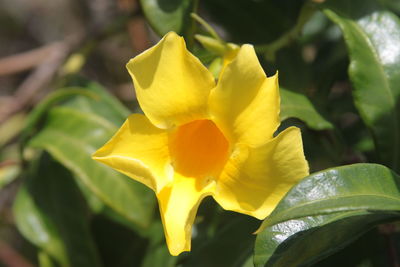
169,119,229,177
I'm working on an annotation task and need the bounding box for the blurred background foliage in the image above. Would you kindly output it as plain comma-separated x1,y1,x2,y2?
1,0,400,266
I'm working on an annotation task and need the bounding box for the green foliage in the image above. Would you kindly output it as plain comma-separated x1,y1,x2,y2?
140,0,196,37
323,0,400,172
14,154,101,267
254,163,400,267
26,83,156,229
6,0,400,266
280,88,333,130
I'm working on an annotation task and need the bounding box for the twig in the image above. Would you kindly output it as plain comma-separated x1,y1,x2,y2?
254,1,317,61
127,16,150,52
0,160,19,168
0,35,83,124
190,13,222,42
185,0,200,50
0,42,64,76
0,7,133,124
0,240,33,267
119,0,150,53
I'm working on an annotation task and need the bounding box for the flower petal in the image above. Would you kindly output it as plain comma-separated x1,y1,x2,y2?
213,127,309,219
92,114,171,193
157,174,214,255
209,44,280,146
126,32,216,129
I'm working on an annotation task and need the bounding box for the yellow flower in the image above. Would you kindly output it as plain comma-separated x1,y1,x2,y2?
92,32,309,256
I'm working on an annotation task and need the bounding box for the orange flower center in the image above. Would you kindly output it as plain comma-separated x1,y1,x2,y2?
169,119,229,178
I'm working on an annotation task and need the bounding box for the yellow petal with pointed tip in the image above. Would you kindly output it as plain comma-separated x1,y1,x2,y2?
157,174,214,255
126,32,215,129
209,44,280,146
213,127,309,219
92,114,171,193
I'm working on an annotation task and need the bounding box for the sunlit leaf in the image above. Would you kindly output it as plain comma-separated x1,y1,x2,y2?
280,88,333,130
26,83,156,230
322,0,400,172
254,163,400,267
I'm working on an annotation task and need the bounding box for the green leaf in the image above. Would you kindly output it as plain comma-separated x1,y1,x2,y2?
380,0,400,14
322,0,400,172
20,88,98,153
0,112,25,147
141,245,177,267
13,154,101,267
140,0,195,36
280,88,333,130
38,250,59,267
74,176,105,214
254,163,400,267
26,84,156,230
255,212,395,267
314,228,389,267
140,222,177,267
0,164,20,189
61,82,130,125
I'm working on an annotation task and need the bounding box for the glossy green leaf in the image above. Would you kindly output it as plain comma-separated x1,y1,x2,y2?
140,0,194,36
254,163,400,267
26,84,156,229
322,0,400,172
255,212,395,267
13,155,101,267
280,88,333,130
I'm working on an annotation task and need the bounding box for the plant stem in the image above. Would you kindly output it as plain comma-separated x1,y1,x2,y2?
255,1,317,61
186,0,201,50
190,13,222,42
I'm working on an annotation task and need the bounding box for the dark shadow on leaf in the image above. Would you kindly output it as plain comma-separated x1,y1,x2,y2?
157,0,185,13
